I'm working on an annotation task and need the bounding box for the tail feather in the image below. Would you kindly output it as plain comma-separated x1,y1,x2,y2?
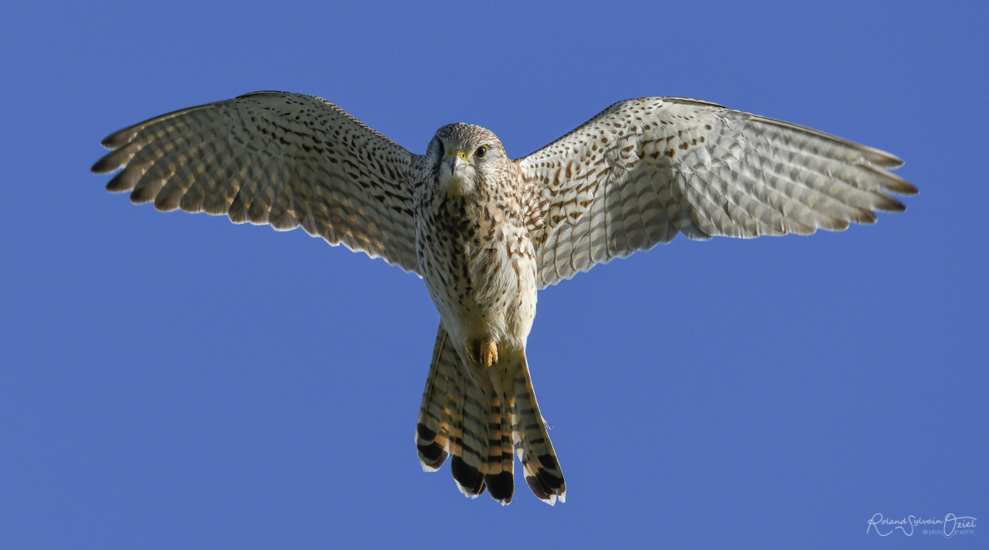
415,328,458,470
415,325,564,505
451,369,490,498
512,352,567,505
486,397,515,502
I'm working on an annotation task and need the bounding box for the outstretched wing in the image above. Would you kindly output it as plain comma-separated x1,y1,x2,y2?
518,97,917,288
92,91,421,274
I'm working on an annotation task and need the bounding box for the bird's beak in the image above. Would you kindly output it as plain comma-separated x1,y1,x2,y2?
446,150,470,172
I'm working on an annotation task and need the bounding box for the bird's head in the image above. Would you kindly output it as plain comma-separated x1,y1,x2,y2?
430,123,506,196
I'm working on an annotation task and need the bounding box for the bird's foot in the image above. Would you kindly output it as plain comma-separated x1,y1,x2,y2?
468,336,499,367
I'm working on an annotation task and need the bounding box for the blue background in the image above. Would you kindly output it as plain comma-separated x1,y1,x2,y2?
2,1,985,547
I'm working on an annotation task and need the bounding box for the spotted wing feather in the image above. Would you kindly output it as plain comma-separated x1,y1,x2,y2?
519,97,917,288
92,91,421,273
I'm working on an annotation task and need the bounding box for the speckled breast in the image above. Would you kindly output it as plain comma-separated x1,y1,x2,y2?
415,191,538,351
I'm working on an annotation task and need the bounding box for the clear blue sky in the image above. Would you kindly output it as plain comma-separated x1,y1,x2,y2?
2,1,985,548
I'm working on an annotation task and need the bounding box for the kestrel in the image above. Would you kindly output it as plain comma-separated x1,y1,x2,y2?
92,91,915,505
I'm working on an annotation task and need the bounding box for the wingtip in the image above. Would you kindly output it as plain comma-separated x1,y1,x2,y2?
869,150,905,169
98,126,137,150
90,155,116,174
862,164,918,196
894,180,919,196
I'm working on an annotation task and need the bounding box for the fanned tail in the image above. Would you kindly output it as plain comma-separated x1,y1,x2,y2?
415,325,517,504
415,325,565,504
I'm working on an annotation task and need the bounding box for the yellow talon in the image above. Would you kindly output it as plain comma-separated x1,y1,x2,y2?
468,336,499,367
481,338,498,367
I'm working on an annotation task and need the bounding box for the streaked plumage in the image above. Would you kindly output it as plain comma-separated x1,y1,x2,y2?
92,91,915,505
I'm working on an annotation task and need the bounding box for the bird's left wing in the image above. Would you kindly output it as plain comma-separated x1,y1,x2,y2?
518,97,917,288
93,91,422,274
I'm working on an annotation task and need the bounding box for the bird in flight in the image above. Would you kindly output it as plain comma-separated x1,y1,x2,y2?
92,91,915,505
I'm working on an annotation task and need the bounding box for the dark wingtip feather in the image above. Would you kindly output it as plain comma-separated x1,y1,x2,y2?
858,164,917,196
105,170,140,193
99,126,140,149
91,154,118,174
892,179,919,196
100,134,120,149
880,197,908,212
864,149,904,169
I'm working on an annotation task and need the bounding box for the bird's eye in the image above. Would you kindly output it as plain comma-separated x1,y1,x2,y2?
474,146,488,159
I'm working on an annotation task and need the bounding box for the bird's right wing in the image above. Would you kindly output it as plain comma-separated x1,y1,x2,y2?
92,91,422,274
